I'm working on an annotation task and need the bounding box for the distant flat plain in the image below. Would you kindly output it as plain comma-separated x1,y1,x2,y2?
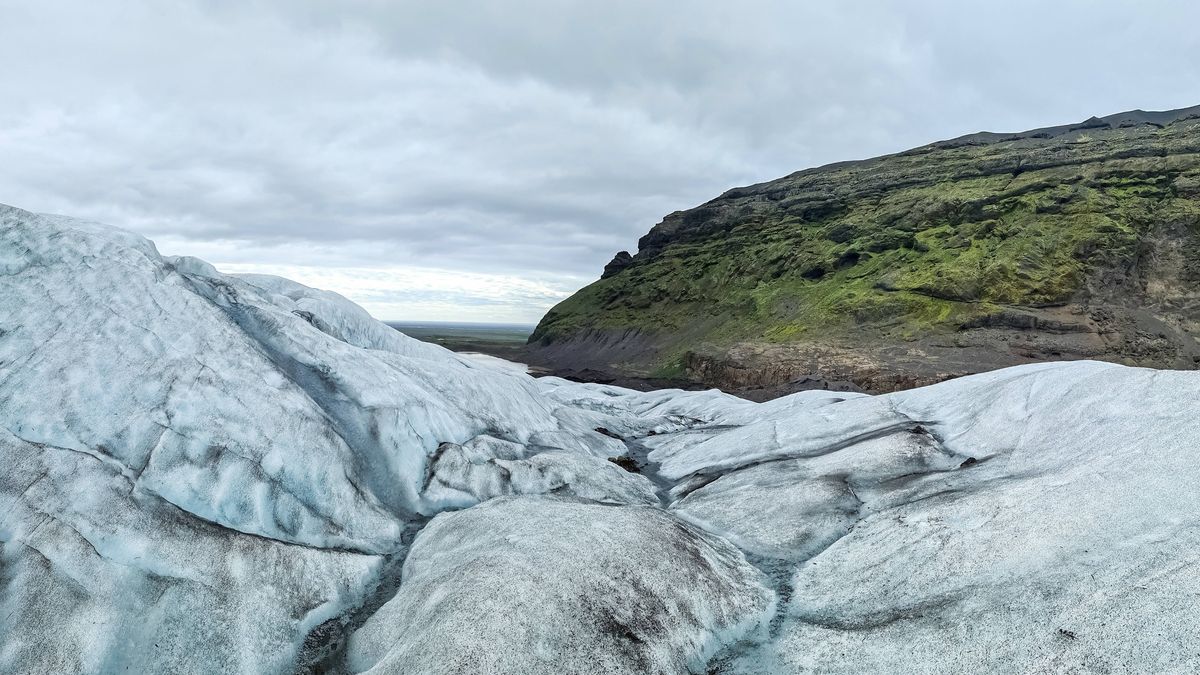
386,321,533,361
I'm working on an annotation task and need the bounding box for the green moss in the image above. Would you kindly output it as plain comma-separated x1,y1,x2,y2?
648,356,688,379
530,116,1200,372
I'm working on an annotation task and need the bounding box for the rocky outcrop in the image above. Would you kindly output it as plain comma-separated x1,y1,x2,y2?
528,105,1200,393
601,250,634,278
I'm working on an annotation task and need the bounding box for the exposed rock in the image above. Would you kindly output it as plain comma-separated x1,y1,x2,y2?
602,250,634,278
527,105,1200,394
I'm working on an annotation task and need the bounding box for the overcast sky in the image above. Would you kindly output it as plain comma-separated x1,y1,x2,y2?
2,1,1198,322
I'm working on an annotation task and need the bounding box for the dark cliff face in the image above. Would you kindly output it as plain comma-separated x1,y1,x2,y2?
527,106,1200,395
601,251,634,278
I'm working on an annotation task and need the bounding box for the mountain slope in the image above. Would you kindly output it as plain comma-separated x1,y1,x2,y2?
528,105,1200,394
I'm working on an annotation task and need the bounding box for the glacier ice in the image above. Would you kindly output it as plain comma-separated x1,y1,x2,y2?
422,435,659,509
4,203,1200,673
345,497,775,675
0,426,385,674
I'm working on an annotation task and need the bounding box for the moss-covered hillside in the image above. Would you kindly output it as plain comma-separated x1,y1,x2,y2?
529,107,1200,393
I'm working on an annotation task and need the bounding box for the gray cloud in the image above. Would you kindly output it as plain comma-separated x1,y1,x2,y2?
2,0,1198,320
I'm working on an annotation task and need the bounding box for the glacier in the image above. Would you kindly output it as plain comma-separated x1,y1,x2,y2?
2,202,1200,673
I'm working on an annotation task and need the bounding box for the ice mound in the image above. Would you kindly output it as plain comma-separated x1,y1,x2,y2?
4,203,1200,673
423,435,659,509
659,362,1200,673
345,497,775,675
0,205,664,671
0,206,604,553
0,426,383,674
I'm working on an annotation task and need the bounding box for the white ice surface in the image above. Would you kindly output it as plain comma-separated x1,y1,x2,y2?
345,497,775,675
422,435,659,509
0,427,383,674
0,205,772,672
6,204,1200,673
455,351,531,373
0,206,608,554
682,362,1200,672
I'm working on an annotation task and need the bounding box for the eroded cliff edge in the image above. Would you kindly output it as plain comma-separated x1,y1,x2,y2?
528,106,1200,395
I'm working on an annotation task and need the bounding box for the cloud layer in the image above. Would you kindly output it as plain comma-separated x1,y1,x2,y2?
2,0,1198,321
